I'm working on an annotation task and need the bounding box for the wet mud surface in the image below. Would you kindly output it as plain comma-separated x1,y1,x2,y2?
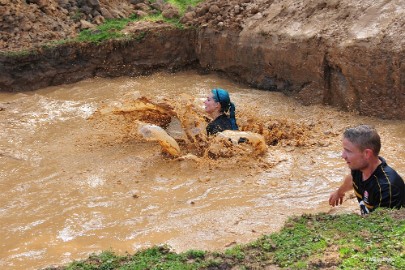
1,71,405,270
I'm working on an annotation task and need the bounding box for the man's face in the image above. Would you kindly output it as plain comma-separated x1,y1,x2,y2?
341,138,368,171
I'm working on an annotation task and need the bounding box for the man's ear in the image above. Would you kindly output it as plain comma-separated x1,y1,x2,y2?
363,148,374,159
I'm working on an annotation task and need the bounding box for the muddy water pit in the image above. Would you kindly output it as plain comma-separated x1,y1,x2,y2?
1,71,405,270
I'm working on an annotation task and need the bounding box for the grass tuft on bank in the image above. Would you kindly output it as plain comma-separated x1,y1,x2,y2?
76,14,138,43
75,0,202,44
45,208,405,270
166,0,202,13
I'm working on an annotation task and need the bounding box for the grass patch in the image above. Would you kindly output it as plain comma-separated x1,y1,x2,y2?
143,13,185,29
0,49,35,57
166,0,202,13
60,246,208,270
75,0,203,43
76,16,137,43
46,208,405,270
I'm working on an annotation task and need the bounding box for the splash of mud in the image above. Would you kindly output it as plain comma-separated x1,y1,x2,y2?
138,124,181,157
88,95,327,159
207,130,268,158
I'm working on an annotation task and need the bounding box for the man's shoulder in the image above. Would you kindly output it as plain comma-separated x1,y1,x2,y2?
351,170,362,179
378,160,404,184
379,157,400,174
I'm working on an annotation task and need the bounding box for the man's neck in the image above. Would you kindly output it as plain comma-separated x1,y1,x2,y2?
362,157,382,180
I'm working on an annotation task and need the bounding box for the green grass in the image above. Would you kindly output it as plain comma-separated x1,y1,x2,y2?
45,208,405,270
75,0,203,43
76,15,137,43
167,0,202,13
0,49,35,57
62,246,208,270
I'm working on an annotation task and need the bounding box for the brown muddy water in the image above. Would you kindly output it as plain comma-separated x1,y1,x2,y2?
1,71,405,270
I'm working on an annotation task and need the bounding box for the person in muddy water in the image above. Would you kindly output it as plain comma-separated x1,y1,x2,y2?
329,125,405,215
204,88,238,136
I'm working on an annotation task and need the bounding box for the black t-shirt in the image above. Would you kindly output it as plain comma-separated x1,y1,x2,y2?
206,114,233,136
352,157,405,215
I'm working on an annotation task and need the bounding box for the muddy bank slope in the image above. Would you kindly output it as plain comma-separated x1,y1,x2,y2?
1,0,404,119
0,26,197,91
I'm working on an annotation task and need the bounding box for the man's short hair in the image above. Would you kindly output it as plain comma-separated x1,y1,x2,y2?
343,125,381,155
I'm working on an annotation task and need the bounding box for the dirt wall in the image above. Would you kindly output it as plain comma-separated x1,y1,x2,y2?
196,28,405,119
0,27,197,91
193,0,405,119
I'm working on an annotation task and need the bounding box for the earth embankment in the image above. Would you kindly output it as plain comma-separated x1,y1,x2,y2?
0,26,197,91
0,0,404,119
194,0,404,119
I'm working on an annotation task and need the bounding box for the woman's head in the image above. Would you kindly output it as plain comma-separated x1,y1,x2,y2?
204,88,238,130
204,88,231,115
211,88,231,113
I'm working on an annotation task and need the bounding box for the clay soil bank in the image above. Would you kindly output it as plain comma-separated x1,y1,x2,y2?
0,0,404,119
